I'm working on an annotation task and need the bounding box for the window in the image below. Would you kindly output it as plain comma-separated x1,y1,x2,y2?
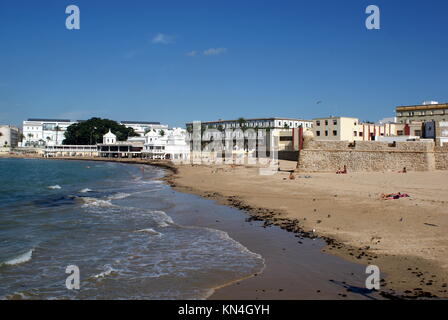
280,136,293,141
354,131,358,137
333,120,337,125
359,132,363,137
316,131,321,136
415,130,421,136
397,130,404,136
316,121,321,126
325,130,328,136
333,130,337,136
325,120,328,125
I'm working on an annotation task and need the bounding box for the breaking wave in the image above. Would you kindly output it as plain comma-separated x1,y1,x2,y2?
47,185,61,190
1,249,34,266
135,228,162,236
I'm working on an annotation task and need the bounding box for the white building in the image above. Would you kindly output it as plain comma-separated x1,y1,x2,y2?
143,128,190,161
0,125,20,148
120,121,168,137
186,117,312,131
103,129,117,144
22,119,77,147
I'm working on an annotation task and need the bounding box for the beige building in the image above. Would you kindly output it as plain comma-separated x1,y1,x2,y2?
0,125,20,148
396,101,448,123
312,117,421,142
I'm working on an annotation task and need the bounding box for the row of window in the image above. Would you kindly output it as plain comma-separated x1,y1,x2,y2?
315,120,338,126
397,110,448,117
205,120,312,129
315,130,367,137
146,146,165,150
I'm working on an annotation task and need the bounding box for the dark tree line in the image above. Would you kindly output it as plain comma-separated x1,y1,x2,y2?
63,118,139,145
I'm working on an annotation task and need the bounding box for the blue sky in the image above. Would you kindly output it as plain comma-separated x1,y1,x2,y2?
0,0,447,128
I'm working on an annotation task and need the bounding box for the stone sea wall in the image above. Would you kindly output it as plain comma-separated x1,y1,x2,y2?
297,140,447,172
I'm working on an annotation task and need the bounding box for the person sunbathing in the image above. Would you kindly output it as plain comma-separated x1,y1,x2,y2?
380,192,410,200
336,165,347,174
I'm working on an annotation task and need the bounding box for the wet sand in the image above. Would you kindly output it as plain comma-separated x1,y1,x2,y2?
165,190,383,300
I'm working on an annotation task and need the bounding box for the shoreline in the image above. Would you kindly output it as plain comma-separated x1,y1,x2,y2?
3,155,448,299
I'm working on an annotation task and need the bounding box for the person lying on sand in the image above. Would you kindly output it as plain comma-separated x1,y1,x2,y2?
380,192,410,200
336,165,347,174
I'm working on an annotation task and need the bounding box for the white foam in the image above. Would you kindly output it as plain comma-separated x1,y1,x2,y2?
47,185,61,190
151,210,174,227
93,264,117,279
79,188,93,193
2,249,34,266
108,192,131,200
135,228,162,236
79,197,115,208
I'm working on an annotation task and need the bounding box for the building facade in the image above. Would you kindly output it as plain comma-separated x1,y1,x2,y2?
311,117,421,142
143,128,190,161
0,125,20,148
396,101,448,123
120,121,168,137
186,117,312,131
22,119,77,147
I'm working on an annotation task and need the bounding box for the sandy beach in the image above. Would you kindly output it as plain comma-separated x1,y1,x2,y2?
168,160,448,299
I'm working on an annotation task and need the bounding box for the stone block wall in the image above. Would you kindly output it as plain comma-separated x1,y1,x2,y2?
297,140,440,172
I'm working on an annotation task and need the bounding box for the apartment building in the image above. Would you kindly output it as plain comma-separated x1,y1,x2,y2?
22,119,76,147
186,117,312,152
120,121,168,137
0,125,20,148
396,101,448,123
312,117,418,142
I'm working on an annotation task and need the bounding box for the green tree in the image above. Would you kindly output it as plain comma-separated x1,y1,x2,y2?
237,117,247,130
159,129,165,137
63,117,138,145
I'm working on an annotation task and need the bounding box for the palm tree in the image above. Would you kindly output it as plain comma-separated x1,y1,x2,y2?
237,117,247,130
159,129,165,137
54,126,61,145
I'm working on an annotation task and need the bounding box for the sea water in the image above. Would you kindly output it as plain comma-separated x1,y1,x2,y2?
0,158,264,299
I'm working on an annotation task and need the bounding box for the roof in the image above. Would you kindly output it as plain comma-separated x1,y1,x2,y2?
186,117,312,125
103,129,116,137
313,116,359,120
26,118,72,122
396,103,448,112
121,121,161,125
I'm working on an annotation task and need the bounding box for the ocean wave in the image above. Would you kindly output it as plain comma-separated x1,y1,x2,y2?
47,185,61,190
150,210,174,227
79,188,93,193
1,249,34,266
108,192,131,200
93,264,117,279
135,228,162,236
78,197,115,208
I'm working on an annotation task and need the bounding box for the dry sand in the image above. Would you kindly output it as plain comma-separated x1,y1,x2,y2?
169,160,448,298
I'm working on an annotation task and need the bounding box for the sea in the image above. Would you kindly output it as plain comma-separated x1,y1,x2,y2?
0,158,265,299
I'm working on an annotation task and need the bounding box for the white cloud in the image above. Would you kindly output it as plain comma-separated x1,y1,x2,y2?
203,48,227,56
186,51,197,56
152,33,175,45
